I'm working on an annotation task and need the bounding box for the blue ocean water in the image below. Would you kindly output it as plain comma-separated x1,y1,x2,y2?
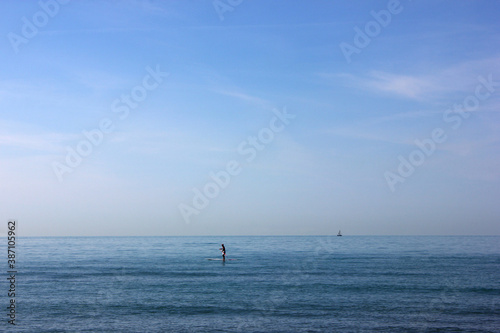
3,236,500,332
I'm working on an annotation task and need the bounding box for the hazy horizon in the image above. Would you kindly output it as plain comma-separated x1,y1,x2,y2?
12,234,500,238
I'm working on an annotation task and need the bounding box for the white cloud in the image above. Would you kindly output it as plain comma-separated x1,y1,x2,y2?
335,56,500,101
363,71,431,99
210,88,279,114
0,120,77,154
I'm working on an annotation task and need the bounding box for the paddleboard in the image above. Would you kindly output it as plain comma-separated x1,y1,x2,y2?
206,258,237,261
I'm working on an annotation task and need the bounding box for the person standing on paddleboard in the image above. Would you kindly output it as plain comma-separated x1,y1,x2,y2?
220,244,226,261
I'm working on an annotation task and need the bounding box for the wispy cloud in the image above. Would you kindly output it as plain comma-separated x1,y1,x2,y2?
0,133,71,154
324,124,409,146
70,69,133,91
333,56,500,101
356,71,432,99
0,120,77,154
212,89,275,111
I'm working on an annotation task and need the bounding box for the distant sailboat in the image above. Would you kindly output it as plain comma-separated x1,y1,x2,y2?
337,230,342,237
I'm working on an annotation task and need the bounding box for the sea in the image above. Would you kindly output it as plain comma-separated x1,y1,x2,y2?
3,236,499,332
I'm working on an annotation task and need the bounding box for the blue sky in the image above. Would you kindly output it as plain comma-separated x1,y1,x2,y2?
1,0,499,236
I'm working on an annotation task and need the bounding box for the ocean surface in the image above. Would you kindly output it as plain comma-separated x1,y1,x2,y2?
3,236,500,332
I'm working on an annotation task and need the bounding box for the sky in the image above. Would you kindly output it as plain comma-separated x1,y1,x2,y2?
1,0,499,236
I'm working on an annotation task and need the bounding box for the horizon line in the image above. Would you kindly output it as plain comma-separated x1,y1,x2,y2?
8,234,499,238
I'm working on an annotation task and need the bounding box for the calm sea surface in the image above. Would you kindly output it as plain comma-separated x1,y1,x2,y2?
3,236,500,332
